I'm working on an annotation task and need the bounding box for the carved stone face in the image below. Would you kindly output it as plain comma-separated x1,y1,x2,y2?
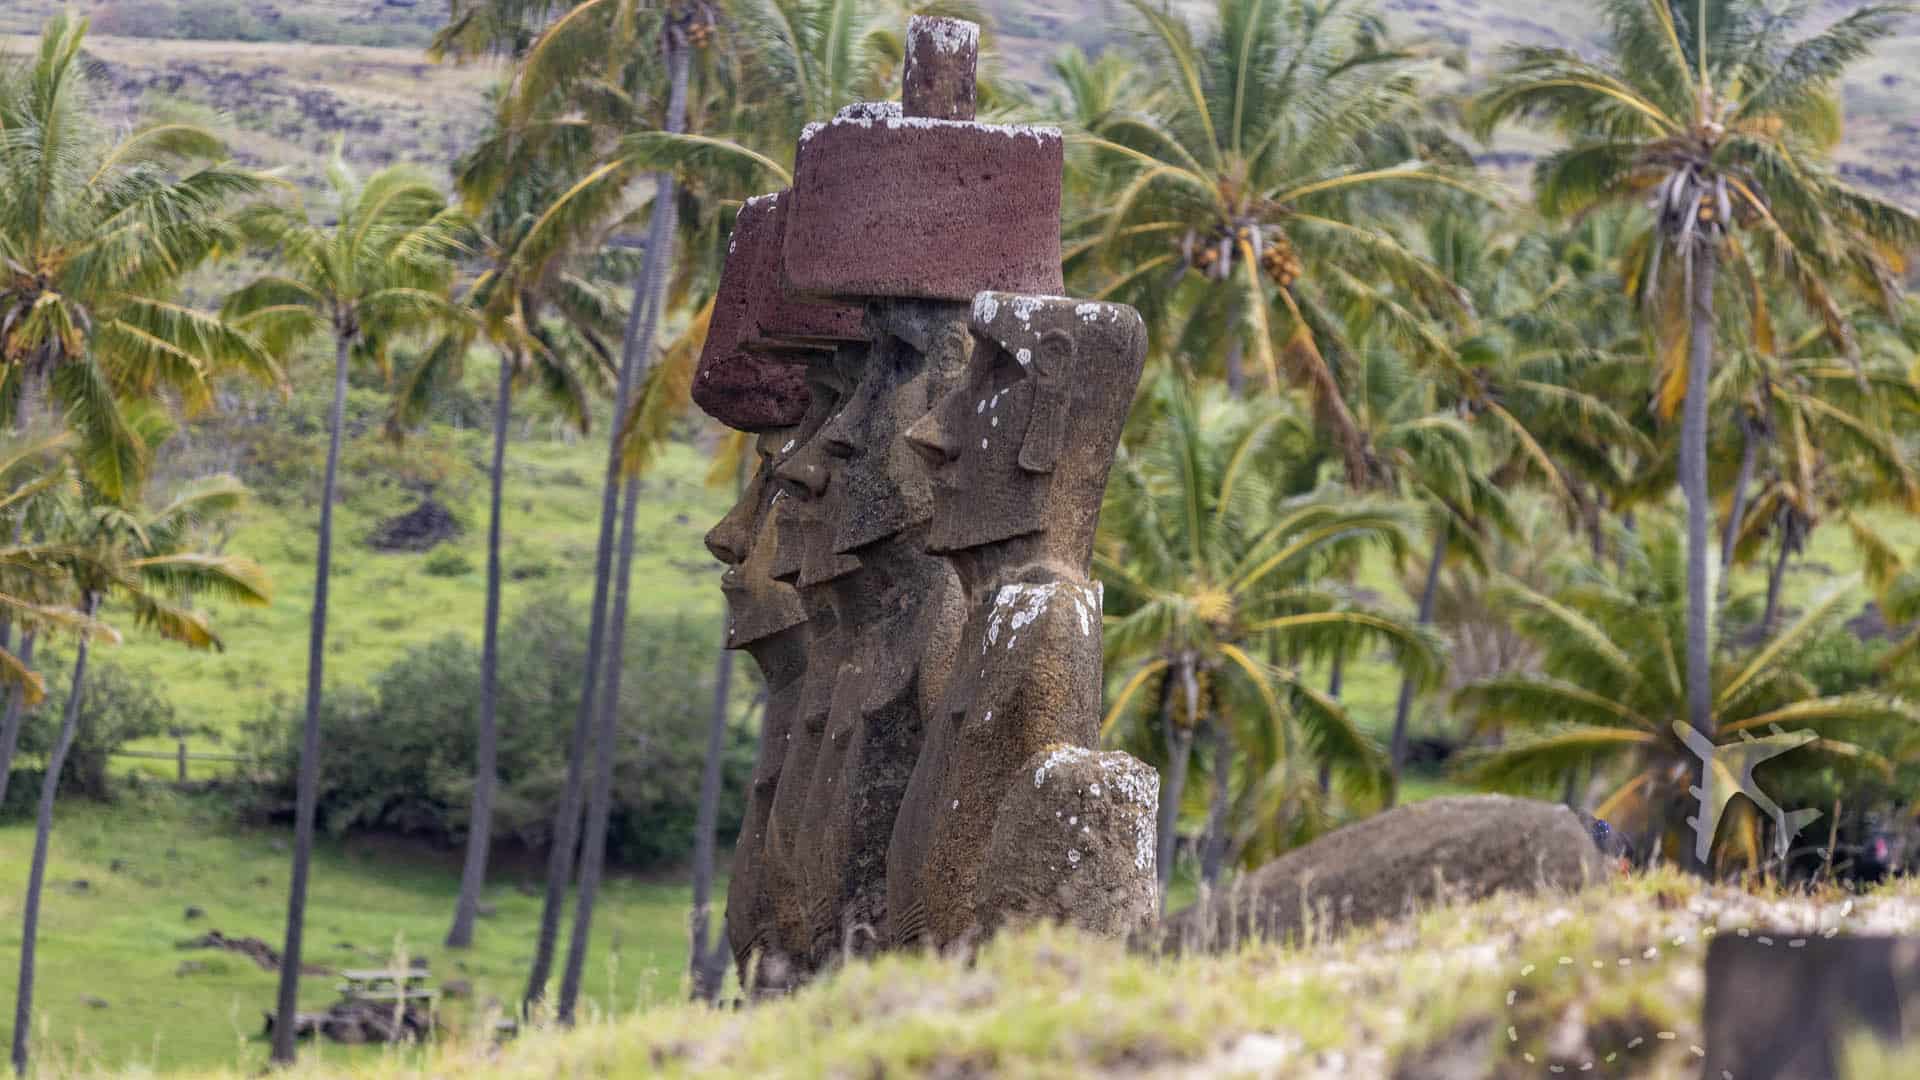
907,293,1147,557
707,430,808,648
795,304,969,557
904,326,1050,554
773,349,862,589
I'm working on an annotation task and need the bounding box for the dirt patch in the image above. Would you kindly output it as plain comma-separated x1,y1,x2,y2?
179,929,331,975
367,497,461,552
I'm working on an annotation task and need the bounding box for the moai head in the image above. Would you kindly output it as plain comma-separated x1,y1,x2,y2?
906,294,1147,562
818,304,975,556
772,348,863,590
705,428,808,650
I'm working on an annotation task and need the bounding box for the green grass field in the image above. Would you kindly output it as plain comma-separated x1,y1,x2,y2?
100,422,730,764
0,790,704,1074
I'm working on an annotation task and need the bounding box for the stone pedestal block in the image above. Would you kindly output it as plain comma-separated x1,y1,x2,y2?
979,746,1159,939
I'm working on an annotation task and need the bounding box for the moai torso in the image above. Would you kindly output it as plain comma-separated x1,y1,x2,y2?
785,318,966,965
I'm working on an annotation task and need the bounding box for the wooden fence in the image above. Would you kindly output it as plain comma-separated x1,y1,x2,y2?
110,742,248,783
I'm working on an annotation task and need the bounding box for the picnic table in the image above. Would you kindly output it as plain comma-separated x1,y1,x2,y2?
337,968,438,1005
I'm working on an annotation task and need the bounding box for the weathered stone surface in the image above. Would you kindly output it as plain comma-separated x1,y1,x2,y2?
691,193,810,430
979,746,1159,939
710,429,810,990
745,191,864,349
784,117,1065,302
1703,934,1920,1080
902,15,977,121
898,294,1151,950
1158,795,1613,951
705,15,1155,985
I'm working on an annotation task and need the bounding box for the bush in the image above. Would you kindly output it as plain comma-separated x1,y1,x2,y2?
3,654,193,809
422,549,475,577
238,595,755,870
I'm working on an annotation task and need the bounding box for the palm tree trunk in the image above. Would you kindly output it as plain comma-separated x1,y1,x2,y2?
1199,715,1232,887
1317,652,1342,794
0,383,44,810
271,330,350,1065
1680,244,1718,875
0,633,36,809
1762,527,1792,636
1388,523,1447,806
689,622,733,1003
1155,659,1198,907
523,34,689,1017
447,353,515,949
556,32,690,1025
1682,247,1717,745
559,470,639,1025
12,595,98,1075
1720,417,1756,571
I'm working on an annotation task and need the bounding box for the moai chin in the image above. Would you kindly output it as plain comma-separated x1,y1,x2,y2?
897,293,1158,949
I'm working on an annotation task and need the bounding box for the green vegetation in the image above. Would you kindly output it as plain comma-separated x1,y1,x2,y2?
6,0,1920,1073
0,792,700,1074
179,869,1920,1079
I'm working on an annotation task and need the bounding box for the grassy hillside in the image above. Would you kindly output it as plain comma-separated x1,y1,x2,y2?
0,791,703,1075
100,393,730,755
170,869,1920,1079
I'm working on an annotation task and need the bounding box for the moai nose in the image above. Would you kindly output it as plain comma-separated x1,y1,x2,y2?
820,411,857,459
775,444,830,497
704,500,753,565
904,405,956,467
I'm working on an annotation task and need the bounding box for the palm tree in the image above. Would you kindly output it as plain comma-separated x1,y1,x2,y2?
395,105,623,952
0,432,102,809
1458,521,1916,869
427,0,699,1014
1710,306,1920,634
1098,372,1441,892
12,474,268,1076
0,12,278,818
223,153,466,1064
1469,0,1920,834
1066,0,1480,484
0,13,280,495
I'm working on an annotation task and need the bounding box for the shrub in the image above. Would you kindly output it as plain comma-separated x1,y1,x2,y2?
237,595,755,870
422,549,475,577
3,655,195,809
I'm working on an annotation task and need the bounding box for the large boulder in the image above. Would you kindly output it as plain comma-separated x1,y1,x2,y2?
1158,794,1612,951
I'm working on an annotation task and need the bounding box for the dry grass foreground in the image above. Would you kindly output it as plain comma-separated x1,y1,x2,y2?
122,869,1920,1079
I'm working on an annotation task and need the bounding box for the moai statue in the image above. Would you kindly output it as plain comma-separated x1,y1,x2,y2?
778,15,1074,955
693,187,862,990
899,294,1158,949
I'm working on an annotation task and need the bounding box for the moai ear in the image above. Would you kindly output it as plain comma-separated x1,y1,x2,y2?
1018,329,1074,474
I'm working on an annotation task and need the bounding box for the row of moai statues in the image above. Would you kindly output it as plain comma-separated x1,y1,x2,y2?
695,17,1159,991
